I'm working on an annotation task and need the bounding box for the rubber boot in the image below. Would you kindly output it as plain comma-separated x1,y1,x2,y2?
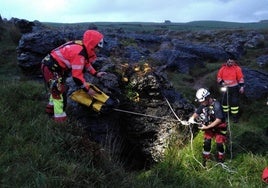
202,152,210,167
54,114,67,123
46,104,54,114
217,152,225,163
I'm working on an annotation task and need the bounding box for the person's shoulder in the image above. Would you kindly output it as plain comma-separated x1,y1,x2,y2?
213,100,221,108
218,64,225,70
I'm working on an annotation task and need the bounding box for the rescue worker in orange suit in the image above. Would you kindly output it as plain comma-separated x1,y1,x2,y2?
217,56,245,123
41,30,107,123
188,88,227,166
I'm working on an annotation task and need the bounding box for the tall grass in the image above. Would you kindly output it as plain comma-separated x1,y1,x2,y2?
0,80,131,187
134,127,267,187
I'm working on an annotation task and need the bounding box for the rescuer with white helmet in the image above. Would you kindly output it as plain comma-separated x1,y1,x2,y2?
188,88,227,166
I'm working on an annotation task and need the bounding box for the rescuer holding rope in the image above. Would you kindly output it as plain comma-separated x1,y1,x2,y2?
188,88,227,166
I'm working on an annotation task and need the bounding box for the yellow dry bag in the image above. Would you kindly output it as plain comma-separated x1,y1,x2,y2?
70,84,110,112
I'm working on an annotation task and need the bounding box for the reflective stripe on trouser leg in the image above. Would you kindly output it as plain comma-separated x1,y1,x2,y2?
52,94,67,118
222,105,229,113
230,106,239,115
203,151,210,160
218,152,224,161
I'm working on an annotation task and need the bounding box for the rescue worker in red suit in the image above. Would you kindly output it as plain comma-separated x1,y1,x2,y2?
41,30,106,122
217,55,245,123
188,88,227,166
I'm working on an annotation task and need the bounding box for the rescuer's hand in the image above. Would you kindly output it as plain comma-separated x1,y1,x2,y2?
96,71,107,77
198,124,206,130
239,86,244,94
188,117,196,124
87,88,96,96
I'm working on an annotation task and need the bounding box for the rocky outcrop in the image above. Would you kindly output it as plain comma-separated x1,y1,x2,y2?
65,62,194,168
257,55,268,67
243,68,268,99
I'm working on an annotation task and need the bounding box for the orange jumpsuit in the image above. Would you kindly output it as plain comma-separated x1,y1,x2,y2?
217,62,244,119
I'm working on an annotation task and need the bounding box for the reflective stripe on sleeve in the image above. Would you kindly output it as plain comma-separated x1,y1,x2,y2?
54,50,71,68
72,65,84,70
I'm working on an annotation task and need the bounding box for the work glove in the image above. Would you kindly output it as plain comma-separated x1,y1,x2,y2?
83,82,96,96
188,117,196,124
218,80,225,86
198,124,206,130
180,120,190,126
96,71,107,77
87,88,97,96
239,86,244,94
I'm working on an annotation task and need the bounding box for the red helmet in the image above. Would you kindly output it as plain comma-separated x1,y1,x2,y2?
262,167,268,183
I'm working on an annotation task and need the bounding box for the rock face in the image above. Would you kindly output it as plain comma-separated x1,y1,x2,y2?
65,61,195,169
15,20,268,168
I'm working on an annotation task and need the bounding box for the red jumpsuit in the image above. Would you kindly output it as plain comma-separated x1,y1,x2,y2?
41,30,103,122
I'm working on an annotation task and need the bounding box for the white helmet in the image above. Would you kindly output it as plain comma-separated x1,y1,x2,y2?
195,88,210,102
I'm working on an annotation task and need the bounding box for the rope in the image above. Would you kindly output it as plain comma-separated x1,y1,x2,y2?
164,96,194,126
164,96,206,168
113,108,180,122
214,163,237,174
188,125,207,168
221,87,233,160
113,96,190,125
226,88,233,160
164,97,183,122
185,118,238,173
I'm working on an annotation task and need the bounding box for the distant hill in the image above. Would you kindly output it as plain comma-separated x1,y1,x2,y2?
43,20,268,31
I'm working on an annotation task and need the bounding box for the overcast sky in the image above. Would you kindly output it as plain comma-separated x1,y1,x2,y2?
1,0,268,23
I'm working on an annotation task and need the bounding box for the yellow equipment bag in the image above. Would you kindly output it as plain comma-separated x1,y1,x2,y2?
70,84,110,112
